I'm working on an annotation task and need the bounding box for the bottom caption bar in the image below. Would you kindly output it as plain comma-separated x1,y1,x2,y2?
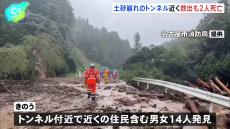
14,113,216,126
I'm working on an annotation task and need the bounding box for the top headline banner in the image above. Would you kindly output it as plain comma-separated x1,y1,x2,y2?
112,3,225,13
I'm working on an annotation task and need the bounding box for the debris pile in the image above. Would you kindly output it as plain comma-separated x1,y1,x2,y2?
0,77,229,129
186,76,230,96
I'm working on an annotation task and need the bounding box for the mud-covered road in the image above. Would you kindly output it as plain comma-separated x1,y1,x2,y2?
0,78,229,129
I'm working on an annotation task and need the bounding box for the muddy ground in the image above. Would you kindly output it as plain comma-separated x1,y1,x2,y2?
0,78,229,129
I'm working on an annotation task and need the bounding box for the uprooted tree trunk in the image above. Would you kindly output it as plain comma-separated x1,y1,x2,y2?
209,79,224,94
185,98,199,113
185,99,208,129
196,78,213,92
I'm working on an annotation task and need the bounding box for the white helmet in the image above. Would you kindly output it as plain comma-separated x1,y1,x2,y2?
90,63,95,67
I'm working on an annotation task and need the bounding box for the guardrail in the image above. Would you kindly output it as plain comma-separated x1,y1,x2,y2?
133,77,230,108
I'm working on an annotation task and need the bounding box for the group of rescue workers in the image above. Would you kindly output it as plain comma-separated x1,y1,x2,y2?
100,67,119,84
84,63,119,101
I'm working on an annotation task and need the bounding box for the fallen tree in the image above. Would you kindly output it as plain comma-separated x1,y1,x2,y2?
214,76,230,96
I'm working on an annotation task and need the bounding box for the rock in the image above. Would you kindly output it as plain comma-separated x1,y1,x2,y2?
118,89,125,92
112,88,117,91
104,86,112,90
152,104,157,108
117,104,122,108
140,105,147,108
164,107,169,111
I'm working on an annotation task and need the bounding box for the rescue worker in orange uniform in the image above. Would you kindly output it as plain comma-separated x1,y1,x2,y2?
104,68,109,84
84,63,100,101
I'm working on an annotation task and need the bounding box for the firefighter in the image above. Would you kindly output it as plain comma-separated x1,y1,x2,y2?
84,63,100,101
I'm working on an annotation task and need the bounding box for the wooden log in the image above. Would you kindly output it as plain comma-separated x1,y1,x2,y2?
196,79,213,91
185,99,208,129
209,79,224,94
185,98,199,113
214,76,230,96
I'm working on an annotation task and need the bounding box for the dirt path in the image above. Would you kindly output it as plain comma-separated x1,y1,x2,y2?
0,78,193,129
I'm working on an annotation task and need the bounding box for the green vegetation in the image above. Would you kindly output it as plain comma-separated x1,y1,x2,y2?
122,0,230,83
122,46,194,83
0,0,132,79
22,34,69,77
0,46,29,79
188,0,230,79
0,0,76,79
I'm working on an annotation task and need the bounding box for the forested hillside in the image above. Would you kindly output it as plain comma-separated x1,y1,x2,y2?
122,0,230,83
0,0,131,79
70,18,132,67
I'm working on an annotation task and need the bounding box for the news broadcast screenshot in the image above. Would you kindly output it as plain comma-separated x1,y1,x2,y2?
0,0,229,129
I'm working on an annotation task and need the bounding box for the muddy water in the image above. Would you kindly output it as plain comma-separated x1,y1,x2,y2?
0,79,204,129
0,107,14,129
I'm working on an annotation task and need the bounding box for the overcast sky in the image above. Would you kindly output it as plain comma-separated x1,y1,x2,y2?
68,0,218,46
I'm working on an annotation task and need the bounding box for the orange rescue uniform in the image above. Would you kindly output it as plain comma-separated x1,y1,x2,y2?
84,68,100,94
